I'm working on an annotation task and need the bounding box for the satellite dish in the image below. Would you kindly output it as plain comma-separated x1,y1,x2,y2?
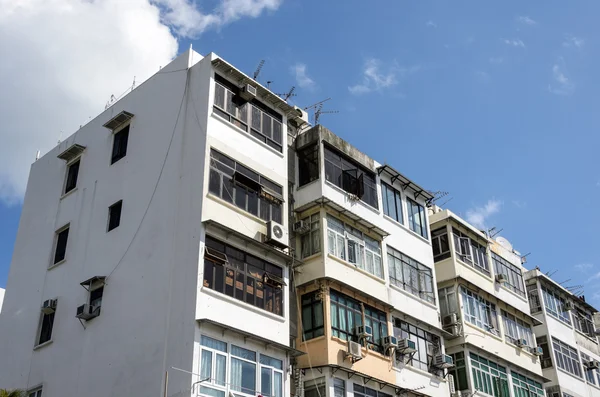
495,236,513,251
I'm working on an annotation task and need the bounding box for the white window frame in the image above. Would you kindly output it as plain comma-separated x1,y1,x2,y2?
502,310,534,346
259,355,284,397
27,387,43,397
461,287,498,335
199,336,228,397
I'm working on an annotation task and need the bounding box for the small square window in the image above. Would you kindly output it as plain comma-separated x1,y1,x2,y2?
111,125,129,164
107,200,122,232
64,159,80,194
53,225,70,265
28,388,43,397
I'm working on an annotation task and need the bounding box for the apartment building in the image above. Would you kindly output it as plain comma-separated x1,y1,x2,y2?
524,269,600,397
429,208,547,397
288,126,453,397
0,49,307,396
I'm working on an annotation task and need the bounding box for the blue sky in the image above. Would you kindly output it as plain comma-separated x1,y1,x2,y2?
1,0,599,305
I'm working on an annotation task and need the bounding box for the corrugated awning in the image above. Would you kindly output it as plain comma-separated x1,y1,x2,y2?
377,164,434,203
57,144,86,162
103,111,134,130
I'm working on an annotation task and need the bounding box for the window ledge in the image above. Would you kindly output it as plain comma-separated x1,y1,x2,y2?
33,340,53,351
324,180,380,215
297,179,320,191
394,363,442,380
330,335,385,358
505,341,536,357
60,187,78,200
456,257,493,280
301,252,322,262
326,253,385,284
389,283,438,309
556,367,584,381
384,214,431,245
575,329,599,344
206,192,268,226
547,313,572,327
48,259,66,270
497,284,527,302
463,322,503,341
201,286,286,323
211,112,284,158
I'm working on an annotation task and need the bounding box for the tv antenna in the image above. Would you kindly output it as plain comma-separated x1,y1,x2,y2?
266,81,274,89
253,60,265,80
314,103,338,124
487,227,503,238
304,97,331,111
430,191,450,204
276,86,296,101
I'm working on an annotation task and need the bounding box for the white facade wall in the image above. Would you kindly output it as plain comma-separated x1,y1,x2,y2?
0,50,293,397
0,287,4,313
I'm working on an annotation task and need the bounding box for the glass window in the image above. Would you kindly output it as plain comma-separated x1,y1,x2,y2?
301,214,321,259
461,287,499,335
541,286,571,325
209,149,283,223
537,335,553,369
448,352,468,391
304,378,325,397
260,355,283,397
502,310,534,346
298,144,319,187
527,286,542,314
330,290,388,353
452,228,489,275
573,308,596,337
28,389,42,397
387,246,435,304
203,237,284,316
231,345,257,395
470,353,509,397
37,309,55,345
581,352,600,385
492,253,525,297
431,227,451,262
327,215,383,278
111,125,129,164
552,338,582,378
64,159,80,194
511,372,544,397
323,146,378,208
354,384,392,397
107,200,123,232
382,182,403,223
438,287,458,318
393,318,440,373
334,379,345,397
407,198,427,238
53,225,70,265
200,336,228,396
301,292,324,340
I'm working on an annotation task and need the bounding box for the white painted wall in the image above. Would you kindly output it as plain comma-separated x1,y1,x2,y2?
0,287,4,313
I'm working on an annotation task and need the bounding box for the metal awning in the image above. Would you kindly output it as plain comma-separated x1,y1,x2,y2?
203,219,293,263
294,196,390,238
198,318,304,357
103,111,134,130
377,164,434,203
308,365,429,397
57,144,86,162
80,276,106,291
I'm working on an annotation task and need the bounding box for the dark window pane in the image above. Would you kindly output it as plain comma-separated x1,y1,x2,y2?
111,125,129,164
209,169,221,196
108,200,122,231
65,160,80,193
272,121,282,144
54,227,69,264
248,191,259,216
38,312,55,345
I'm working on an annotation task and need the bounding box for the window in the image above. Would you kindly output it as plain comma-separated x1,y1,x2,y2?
461,287,499,334
452,228,489,275
301,214,320,258
552,338,582,378
107,200,122,232
64,159,80,194
323,146,378,208
37,305,55,346
382,182,403,223
213,75,283,152
298,144,319,187
431,227,451,262
502,310,534,347
111,125,129,164
512,372,544,397
301,292,324,340
573,308,596,337
407,198,427,238
537,336,553,369
52,225,69,265
304,378,325,397
28,388,42,397
448,352,468,391
90,284,104,316
470,353,509,397
354,384,392,397
581,352,600,386
231,345,257,395
209,149,283,224
527,286,542,314
393,318,440,373
327,215,383,278
334,379,345,397
438,287,458,318
542,286,571,324
330,290,388,352
203,237,284,316
492,253,525,297
260,355,283,397
200,335,228,397
387,247,435,304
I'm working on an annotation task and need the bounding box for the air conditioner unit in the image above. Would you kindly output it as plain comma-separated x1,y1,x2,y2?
293,220,310,235
354,325,373,340
383,335,398,351
346,340,363,362
447,374,456,394
444,325,461,339
496,274,509,284
397,338,417,354
266,220,288,248
41,299,57,314
585,360,600,370
291,106,309,125
563,301,575,311
516,339,528,348
531,346,544,356
239,84,257,101
434,354,455,369
443,313,458,326
76,304,99,321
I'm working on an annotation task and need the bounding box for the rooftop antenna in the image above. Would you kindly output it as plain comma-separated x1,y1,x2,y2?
266,81,274,89
132,76,136,89
546,269,558,278
558,279,571,286
430,191,450,204
57,131,63,144
276,86,296,101
440,197,454,207
35,150,40,161
314,103,338,124
304,97,331,111
253,60,265,80
488,228,503,238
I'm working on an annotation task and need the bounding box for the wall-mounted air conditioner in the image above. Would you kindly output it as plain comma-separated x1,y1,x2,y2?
496,274,508,284
383,335,398,351
42,299,57,314
585,360,600,370
353,325,373,340
346,340,363,362
293,220,310,235
516,339,528,348
240,84,257,101
531,346,544,356
397,338,417,354
443,313,458,326
434,354,455,368
266,220,288,248
76,304,99,321
563,301,575,311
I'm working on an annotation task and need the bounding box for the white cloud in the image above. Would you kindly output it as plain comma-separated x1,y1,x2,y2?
489,57,504,64
290,63,316,90
0,0,282,205
562,34,584,49
575,263,594,272
465,199,502,230
548,59,574,95
516,16,537,26
426,20,437,28
503,38,525,48
591,272,600,280
349,59,418,95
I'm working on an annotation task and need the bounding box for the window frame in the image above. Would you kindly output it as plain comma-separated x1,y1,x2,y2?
51,224,70,266
107,200,123,232
501,310,534,347
511,371,544,397
199,335,228,397
301,291,324,341
469,352,509,397
298,144,319,187
259,354,284,397
541,286,571,325
492,253,525,297
393,318,441,373
27,388,43,397
461,287,499,335
387,246,435,304
406,198,427,238
381,182,403,224
300,213,321,259
452,228,489,275
63,157,80,195
431,227,451,262
448,352,468,391
438,286,458,318
36,306,56,347
552,337,582,378
353,384,392,397
111,124,130,164
230,345,258,396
